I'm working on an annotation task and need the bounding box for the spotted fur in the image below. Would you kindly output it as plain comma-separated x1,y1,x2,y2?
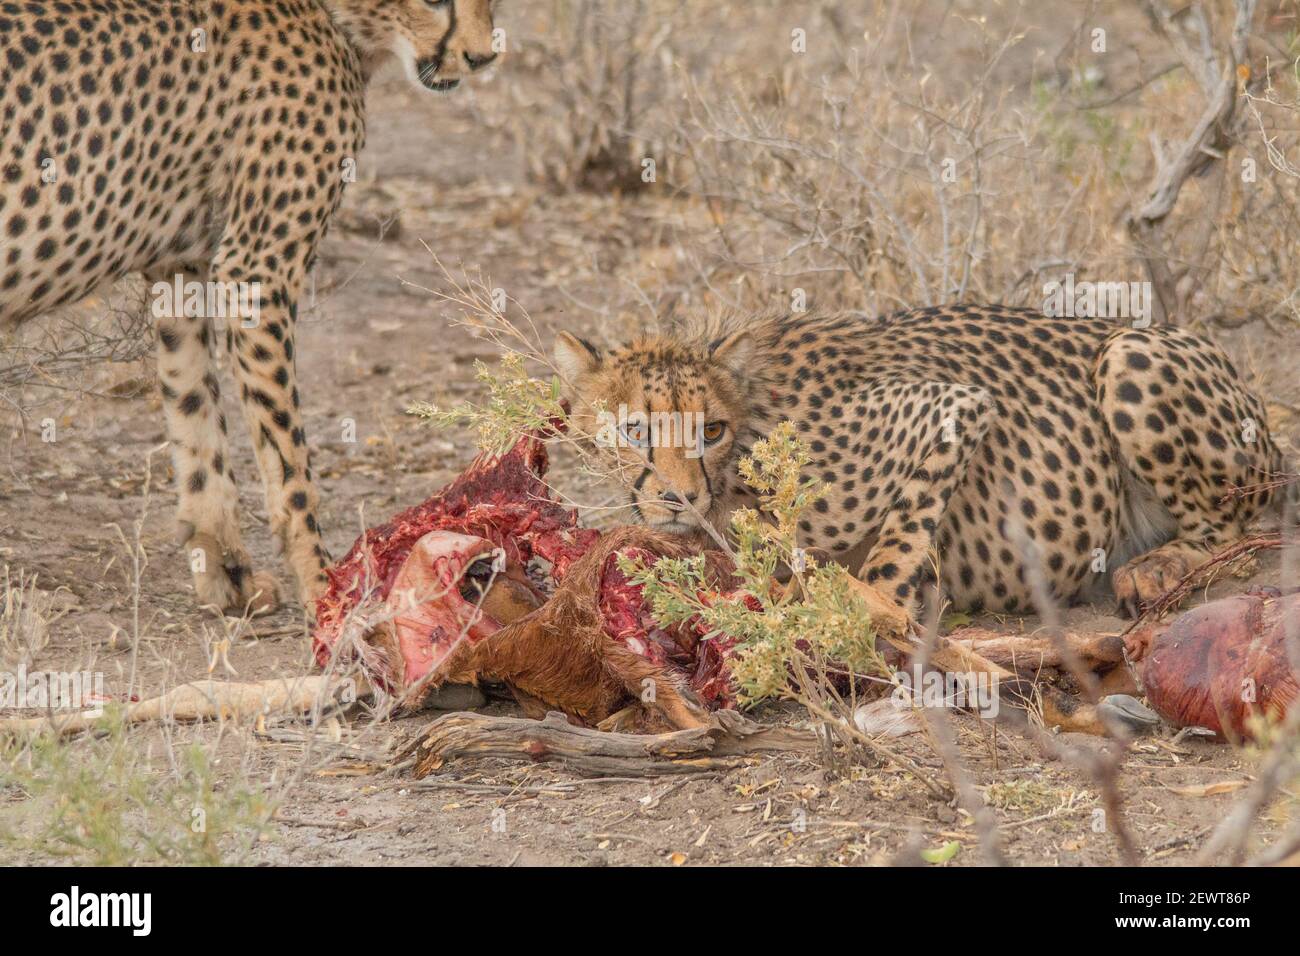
1,0,500,613
557,305,1284,620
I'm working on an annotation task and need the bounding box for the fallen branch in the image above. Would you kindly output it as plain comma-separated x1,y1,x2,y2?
272,809,369,832
402,709,820,779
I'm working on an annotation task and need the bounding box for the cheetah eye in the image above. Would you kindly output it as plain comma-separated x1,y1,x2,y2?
424,0,451,8
702,421,726,445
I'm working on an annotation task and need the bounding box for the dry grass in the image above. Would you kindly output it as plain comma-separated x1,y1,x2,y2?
0,568,67,669
0,717,272,866
491,0,1300,329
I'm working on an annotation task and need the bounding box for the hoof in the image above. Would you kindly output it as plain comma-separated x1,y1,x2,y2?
1097,694,1160,735
420,683,488,711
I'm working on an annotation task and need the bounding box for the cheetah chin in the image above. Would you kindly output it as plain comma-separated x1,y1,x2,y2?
651,519,706,537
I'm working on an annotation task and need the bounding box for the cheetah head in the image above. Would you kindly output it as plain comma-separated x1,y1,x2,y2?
554,328,756,539
325,0,501,92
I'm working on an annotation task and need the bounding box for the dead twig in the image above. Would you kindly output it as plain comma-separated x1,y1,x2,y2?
1128,0,1257,323
1123,532,1284,631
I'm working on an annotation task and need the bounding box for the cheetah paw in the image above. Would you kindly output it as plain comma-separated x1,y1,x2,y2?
1229,553,1260,580
1112,549,1195,618
242,570,282,617
186,532,281,617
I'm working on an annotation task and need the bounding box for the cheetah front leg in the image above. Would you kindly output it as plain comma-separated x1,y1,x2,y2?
846,383,993,634
218,289,330,613
208,198,333,613
149,264,279,616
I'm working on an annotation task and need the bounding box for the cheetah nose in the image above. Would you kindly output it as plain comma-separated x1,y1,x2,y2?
660,491,697,508
464,51,497,71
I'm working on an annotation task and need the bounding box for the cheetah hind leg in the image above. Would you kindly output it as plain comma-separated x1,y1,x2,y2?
852,382,994,634
1096,328,1281,617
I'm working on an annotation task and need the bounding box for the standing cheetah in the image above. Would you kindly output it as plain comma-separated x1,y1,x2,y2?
1,1,501,614
555,306,1284,627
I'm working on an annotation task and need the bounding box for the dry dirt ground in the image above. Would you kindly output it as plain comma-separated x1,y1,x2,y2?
3,52,1300,865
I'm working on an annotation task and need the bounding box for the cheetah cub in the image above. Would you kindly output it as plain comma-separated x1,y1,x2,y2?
556,306,1284,629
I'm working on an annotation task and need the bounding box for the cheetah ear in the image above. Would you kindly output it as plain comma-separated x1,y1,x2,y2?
553,331,603,382
708,329,754,377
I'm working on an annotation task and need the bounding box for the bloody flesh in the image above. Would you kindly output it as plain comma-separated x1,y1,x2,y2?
312,433,1300,737
316,431,595,630
1131,590,1300,740
312,432,738,714
597,547,739,710
313,431,596,694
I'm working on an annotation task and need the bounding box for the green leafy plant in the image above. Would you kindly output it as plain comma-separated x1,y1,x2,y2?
619,421,890,707
407,353,566,455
